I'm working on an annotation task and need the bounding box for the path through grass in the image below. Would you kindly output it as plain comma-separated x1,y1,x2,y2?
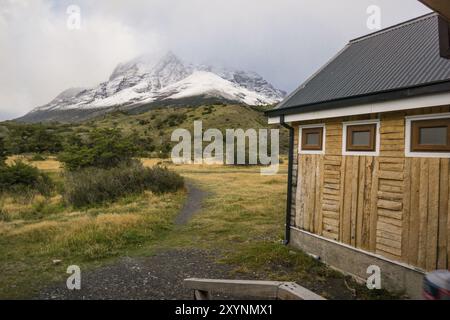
0,158,399,299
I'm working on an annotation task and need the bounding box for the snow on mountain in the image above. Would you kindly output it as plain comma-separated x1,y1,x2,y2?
157,71,278,106
23,52,286,122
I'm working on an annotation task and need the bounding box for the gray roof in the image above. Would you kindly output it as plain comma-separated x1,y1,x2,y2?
275,13,450,112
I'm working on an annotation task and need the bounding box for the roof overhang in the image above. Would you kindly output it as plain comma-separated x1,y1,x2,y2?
420,0,450,21
267,82,450,124
265,80,450,119
268,91,450,124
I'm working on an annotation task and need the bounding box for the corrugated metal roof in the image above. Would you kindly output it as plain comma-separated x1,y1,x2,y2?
276,13,450,111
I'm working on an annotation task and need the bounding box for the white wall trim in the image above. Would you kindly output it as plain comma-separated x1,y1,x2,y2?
298,124,326,155
341,119,380,157
268,116,280,125
267,92,450,124
405,112,450,158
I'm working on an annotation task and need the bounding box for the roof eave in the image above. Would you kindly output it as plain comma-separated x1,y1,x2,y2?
420,0,450,21
265,80,450,117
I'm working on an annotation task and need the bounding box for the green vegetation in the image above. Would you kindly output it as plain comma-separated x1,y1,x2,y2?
0,136,54,199
0,187,186,298
0,104,288,161
0,104,399,300
81,104,289,156
58,128,139,170
63,161,184,207
0,161,54,196
156,162,400,300
0,122,66,155
0,137,6,164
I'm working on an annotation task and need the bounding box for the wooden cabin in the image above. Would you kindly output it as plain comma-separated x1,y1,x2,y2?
267,13,450,298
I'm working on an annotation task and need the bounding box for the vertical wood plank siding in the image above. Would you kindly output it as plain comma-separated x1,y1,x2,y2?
292,107,450,271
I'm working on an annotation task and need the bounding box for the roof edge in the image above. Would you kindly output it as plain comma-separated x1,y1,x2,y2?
265,80,450,117
350,12,436,44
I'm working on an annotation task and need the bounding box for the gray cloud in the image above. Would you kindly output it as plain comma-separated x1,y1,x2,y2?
0,0,430,120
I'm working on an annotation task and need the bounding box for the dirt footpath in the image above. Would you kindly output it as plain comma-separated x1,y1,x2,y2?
37,183,230,300
174,183,207,225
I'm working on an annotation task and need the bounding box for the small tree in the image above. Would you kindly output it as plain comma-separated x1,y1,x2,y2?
59,128,139,170
0,137,7,166
0,161,54,196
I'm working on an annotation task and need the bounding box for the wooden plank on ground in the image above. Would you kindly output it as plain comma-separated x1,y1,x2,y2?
184,279,281,299
277,283,326,300
184,279,326,300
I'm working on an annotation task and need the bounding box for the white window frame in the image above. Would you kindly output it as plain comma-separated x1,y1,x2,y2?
342,119,380,157
299,124,326,155
405,112,450,158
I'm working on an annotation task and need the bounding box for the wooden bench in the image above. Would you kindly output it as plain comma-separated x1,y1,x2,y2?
184,278,326,300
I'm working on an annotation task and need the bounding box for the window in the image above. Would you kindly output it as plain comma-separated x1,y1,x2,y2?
406,114,450,158
342,120,380,156
410,118,450,152
302,127,323,150
299,125,325,154
346,124,377,152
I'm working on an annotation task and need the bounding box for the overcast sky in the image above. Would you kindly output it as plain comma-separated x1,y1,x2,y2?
0,0,430,120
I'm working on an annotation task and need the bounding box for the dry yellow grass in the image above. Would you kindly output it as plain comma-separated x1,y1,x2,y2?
0,160,186,298
0,157,288,298
6,155,62,171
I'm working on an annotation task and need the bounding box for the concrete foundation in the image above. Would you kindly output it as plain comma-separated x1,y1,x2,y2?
290,227,425,299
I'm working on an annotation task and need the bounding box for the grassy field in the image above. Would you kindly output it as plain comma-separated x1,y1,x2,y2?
0,157,185,298
0,157,399,299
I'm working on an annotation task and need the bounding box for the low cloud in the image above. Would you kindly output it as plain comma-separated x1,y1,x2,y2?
0,0,429,120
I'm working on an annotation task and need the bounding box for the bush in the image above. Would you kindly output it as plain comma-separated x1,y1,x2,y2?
63,161,184,207
0,161,54,196
59,128,139,171
30,153,47,161
5,124,63,154
0,137,7,165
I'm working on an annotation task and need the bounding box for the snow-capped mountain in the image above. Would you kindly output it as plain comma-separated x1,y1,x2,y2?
20,52,285,123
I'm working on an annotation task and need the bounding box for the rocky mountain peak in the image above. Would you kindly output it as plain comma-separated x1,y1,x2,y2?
20,51,286,123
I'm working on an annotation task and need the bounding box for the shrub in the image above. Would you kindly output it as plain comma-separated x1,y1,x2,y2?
59,128,138,171
30,153,47,161
0,137,7,165
63,161,184,207
0,161,54,196
5,124,63,154
138,119,150,126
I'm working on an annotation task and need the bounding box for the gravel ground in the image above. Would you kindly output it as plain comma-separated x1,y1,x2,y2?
37,184,240,300
174,183,207,225
36,183,342,300
37,249,241,300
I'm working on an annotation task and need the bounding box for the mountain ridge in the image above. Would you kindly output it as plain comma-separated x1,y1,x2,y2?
19,52,286,123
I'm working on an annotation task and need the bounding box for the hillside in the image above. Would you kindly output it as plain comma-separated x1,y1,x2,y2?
79,103,289,155
2,104,288,156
